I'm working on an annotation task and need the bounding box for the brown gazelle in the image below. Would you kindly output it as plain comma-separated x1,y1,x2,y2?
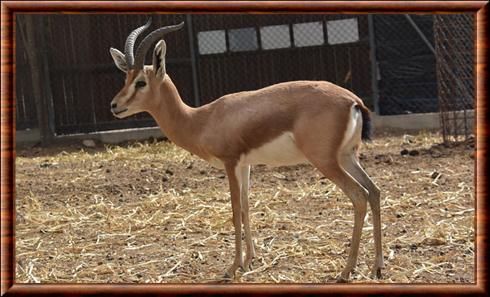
110,19,383,282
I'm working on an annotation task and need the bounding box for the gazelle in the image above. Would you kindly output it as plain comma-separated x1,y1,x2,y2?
109,19,383,282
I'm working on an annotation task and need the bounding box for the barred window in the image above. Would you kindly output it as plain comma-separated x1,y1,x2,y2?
326,18,359,45
293,22,324,47
260,25,291,50
197,30,226,55
229,27,258,52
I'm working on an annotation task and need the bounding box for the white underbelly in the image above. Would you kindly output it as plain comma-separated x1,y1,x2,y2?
240,132,308,167
206,132,308,169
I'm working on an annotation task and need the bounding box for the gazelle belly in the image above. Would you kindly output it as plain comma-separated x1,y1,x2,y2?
240,132,308,167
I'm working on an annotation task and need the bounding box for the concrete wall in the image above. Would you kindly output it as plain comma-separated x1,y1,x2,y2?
17,110,474,148
372,110,474,132
16,127,165,149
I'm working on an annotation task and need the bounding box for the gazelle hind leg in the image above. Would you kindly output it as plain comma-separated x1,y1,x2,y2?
310,159,369,282
240,165,256,271
339,153,383,278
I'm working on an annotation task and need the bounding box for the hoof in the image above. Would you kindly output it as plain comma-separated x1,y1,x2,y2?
372,267,382,279
209,278,229,284
222,261,243,281
243,260,253,272
336,276,349,283
220,277,233,283
223,272,234,281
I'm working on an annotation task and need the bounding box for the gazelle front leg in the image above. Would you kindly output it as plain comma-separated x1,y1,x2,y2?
240,165,256,271
223,163,243,279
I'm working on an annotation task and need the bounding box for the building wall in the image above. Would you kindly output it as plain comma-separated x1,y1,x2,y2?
16,14,473,138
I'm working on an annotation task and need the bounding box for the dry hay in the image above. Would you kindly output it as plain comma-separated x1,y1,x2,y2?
15,132,475,283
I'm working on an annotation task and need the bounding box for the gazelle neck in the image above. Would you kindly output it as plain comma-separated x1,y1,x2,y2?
148,75,205,157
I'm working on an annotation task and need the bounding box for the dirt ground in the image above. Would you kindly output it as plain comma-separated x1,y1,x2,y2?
15,131,475,283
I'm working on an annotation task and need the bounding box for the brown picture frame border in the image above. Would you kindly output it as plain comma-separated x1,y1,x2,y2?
1,1,488,296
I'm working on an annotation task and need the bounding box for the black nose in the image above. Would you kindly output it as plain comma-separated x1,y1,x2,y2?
111,102,117,109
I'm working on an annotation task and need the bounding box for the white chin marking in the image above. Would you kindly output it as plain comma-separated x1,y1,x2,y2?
240,132,307,167
113,108,131,118
113,112,127,118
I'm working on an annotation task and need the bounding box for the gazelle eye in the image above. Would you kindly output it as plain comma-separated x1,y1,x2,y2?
135,81,146,89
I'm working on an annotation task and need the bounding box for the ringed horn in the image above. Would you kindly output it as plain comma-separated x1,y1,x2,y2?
123,18,185,70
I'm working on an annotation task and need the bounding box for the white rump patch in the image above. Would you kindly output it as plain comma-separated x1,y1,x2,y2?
340,104,362,151
240,132,307,167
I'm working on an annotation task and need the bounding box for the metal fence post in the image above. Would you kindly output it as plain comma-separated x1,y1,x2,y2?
368,14,380,115
186,15,201,107
404,15,436,54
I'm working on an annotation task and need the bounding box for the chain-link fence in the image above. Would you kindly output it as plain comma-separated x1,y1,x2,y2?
16,14,475,138
16,14,192,136
434,14,475,142
194,14,373,108
373,15,438,115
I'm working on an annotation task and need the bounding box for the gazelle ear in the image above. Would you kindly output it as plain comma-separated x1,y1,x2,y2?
152,39,167,79
110,47,128,73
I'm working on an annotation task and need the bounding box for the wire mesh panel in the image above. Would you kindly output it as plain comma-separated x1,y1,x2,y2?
373,15,438,115
193,14,373,107
18,14,472,138
15,20,38,130
51,14,192,135
434,14,475,142
16,14,193,135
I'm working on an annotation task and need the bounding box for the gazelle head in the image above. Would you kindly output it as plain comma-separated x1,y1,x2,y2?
109,19,184,118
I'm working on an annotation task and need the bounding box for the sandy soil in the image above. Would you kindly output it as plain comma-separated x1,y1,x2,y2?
15,132,475,283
